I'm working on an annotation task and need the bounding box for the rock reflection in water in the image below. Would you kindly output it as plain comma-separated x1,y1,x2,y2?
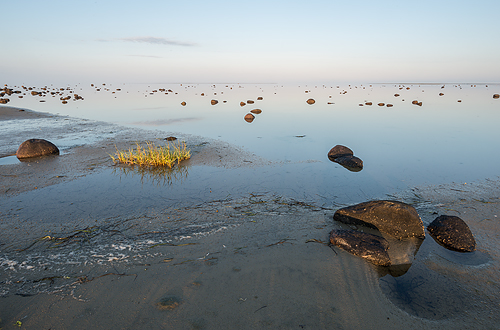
112,163,189,186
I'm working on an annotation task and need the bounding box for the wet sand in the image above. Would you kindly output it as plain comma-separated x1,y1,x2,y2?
1,106,499,329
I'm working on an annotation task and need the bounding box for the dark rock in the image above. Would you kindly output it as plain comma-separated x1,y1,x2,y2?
439,93,444,96
250,109,262,114
333,155,363,171
16,139,59,159
427,215,476,252
181,101,186,106
378,103,385,106
386,104,393,107
306,98,315,105
247,100,254,104
327,145,353,160
0,98,10,104
257,96,263,100
333,200,424,239
165,136,177,141
329,229,391,266
493,94,499,99
394,94,400,97
365,102,372,106
211,99,218,105
244,113,255,123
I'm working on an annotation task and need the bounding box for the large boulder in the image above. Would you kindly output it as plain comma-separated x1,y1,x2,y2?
16,139,59,159
427,215,476,252
333,200,424,239
329,229,391,266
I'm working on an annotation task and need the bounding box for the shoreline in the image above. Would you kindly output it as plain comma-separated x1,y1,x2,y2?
1,106,499,329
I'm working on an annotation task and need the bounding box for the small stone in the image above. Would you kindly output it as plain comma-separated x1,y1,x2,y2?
244,113,255,123
365,102,372,106
394,94,400,97
181,101,186,106
327,145,353,161
412,100,419,105
211,99,218,105
330,229,391,266
386,104,393,107
240,102,246,107
428,215,476,252
156,295,182,310
439,93,444,96
378,103,385,106
257,96,263,100
247,100,254,104
165,136,177,141
250,109,262,114
306,98,315,105
16,139,59,159
493,94,499,99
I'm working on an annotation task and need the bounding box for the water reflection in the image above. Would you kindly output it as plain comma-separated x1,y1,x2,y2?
112,163,189,186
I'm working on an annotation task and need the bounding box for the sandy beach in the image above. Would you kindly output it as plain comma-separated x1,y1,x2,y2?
1,105,499,329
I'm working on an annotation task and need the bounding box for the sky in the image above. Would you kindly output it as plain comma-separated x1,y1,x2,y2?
2,0,499,85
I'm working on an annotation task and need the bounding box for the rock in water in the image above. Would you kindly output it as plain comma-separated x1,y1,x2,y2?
327,145,353,161
211,99,218,105
306,98,315,104
244,113,255,123
329,229,391,266
16,139,59,159
427,215,476,252
333,200,424,239
333,155,363,172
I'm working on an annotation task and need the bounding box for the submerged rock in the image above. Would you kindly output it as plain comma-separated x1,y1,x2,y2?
329,229,391,266
427,215,476,252
16,139,59,159
156,295,182,310
333,200,424,239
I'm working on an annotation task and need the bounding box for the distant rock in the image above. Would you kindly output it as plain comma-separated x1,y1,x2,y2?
257,96,263,100
247,100,254,104
240,102,246,107
394,94,400,97
365,102,372,106
386,104,393,107
211,99,218,105
250,109,262,114
165,136,177,141
0,98,10,104
333,155,363,171
378,103,385,106
333,200,425,239
439,93,444,96
329,229,391,266
427,215,476,252
244,113,255,123
493,94,499,99
306,98,315,105
327,145,353,161
181,101,186,106
16,139,59,159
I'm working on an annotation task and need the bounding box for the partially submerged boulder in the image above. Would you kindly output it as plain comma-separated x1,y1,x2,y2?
328,145,363,172
329,229,391,266
427,215,476,252
333,200,425,239
16,139,59,159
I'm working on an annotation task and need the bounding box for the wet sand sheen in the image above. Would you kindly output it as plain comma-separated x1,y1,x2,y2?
1,106,499,329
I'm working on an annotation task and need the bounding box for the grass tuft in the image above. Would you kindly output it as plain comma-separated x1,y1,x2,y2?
110,141,191,168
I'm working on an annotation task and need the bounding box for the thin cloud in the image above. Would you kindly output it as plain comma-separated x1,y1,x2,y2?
120,36,197,47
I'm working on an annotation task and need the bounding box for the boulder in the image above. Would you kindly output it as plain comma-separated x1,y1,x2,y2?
333,200,424,239
329,229,391,266
16,139,59,159
250,109,262,114
327,145,353,161
306,98,315,105
427,215,476,252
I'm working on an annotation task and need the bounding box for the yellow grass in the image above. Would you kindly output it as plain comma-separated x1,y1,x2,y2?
110,141,191,168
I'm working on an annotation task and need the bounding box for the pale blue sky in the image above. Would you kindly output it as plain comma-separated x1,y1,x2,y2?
2,0,499,85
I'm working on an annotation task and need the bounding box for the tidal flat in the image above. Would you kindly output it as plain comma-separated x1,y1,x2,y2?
1,83,499,329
